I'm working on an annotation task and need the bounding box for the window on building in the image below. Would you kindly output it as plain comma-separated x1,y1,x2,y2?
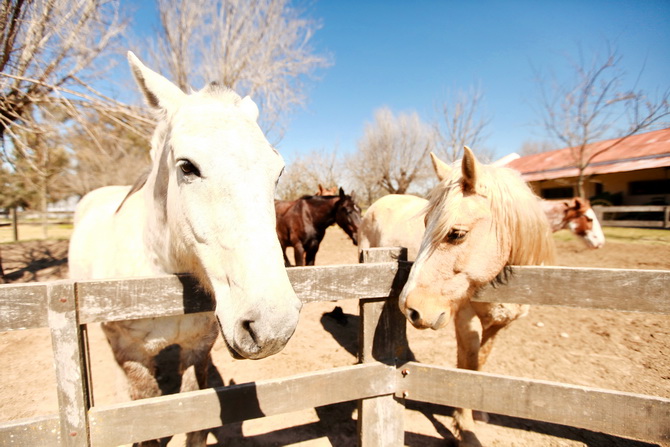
629,179,670,195
541,187,574,199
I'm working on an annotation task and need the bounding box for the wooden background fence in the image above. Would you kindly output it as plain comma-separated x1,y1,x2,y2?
0,247,668,446
593,205,670,229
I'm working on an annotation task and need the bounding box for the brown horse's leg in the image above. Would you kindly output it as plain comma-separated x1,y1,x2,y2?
453,302,484,447
305,246,318,265
293,243,306,266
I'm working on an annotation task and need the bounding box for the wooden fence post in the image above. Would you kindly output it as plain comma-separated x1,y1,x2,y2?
357,247,409,447
48,281,90,447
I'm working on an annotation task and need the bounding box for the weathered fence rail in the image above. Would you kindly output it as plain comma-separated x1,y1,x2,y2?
593,205,670,229
1,248,669,446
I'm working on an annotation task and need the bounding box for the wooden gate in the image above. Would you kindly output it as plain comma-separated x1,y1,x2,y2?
1,247,668,446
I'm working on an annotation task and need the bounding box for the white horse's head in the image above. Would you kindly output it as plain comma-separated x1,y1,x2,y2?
399,148,555,330
128,52,301,359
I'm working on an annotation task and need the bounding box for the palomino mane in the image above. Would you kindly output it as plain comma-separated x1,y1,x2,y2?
425,160,555,268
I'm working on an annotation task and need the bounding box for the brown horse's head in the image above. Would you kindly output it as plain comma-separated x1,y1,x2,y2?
335,187,362,245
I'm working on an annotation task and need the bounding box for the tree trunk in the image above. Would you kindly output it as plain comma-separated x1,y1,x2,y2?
12,207,18,241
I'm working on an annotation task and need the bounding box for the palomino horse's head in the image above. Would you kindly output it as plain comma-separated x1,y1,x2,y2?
334,187,362,245
128,52,301,359
399,148,555,330
565,198,605,249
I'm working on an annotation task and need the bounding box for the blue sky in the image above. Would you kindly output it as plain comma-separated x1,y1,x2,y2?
125,1,670,162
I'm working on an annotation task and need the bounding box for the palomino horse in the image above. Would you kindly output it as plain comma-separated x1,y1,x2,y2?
275,188,361,266
361,148,555,446
541,197,605,248
69,52,301,446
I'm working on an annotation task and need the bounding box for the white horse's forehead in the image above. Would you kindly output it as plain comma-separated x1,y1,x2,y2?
170,102,276,161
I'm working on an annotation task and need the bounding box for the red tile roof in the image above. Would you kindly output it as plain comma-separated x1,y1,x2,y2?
505,128,670,182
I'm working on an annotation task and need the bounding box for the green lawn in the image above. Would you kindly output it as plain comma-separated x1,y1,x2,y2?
553,226,670,246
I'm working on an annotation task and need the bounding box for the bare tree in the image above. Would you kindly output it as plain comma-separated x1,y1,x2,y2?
536,43,670,197
0,0,138,223
348,107,436,200
276,148,342,200
434,86,492,163
147,0,331,140
518,139,556,156
0,0,127,141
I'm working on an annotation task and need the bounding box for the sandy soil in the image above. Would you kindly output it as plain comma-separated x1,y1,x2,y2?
0,228,668,447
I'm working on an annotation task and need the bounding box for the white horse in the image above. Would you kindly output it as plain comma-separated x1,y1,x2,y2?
69,52,301,446
540,197,605,248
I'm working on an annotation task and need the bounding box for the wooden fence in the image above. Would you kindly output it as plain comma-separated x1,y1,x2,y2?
0,247,669,446
593,205,670,229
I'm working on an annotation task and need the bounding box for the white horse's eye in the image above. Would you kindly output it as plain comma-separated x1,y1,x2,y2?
447,228,468,243
178,160,201,178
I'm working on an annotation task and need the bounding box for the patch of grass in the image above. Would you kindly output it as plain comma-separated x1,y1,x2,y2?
553,227,670,245
602,226,670,245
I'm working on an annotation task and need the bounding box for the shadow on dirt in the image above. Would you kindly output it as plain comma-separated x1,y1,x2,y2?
0,240,69,283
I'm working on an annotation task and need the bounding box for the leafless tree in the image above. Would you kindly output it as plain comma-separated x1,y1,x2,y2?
147,0,331,141
0,0,128,141
518,139,556,156
0,0,141,229
276,148,342,200
434,86,492,163
348,107,436,201
536,43,670,197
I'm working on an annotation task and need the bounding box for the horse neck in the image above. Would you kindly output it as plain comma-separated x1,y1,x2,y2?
304,196,339,231
140,172,194,274
542,201,570,232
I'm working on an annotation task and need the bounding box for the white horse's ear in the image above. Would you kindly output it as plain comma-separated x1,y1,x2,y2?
127,51,185,110
461,146,479,193
240,96,259,122
430,152,451,182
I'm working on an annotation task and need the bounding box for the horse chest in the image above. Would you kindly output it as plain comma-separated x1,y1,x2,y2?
102,313,218,365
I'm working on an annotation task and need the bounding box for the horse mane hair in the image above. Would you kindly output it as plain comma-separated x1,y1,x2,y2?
425,159,556,271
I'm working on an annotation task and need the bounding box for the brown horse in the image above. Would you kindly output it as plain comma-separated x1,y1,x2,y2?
276,188,361,266
541,197,605,248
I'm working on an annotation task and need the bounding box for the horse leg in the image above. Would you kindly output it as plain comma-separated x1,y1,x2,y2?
472,302,528,369
281,244,291,267
453,302,484,447
183,353,212,447
293,243,306,266
305,245,318,266
121,361,168,447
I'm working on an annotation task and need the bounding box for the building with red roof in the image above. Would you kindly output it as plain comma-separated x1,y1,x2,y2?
504,128,670,206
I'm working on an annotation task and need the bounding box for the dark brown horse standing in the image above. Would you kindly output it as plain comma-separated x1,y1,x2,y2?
276,188,361,266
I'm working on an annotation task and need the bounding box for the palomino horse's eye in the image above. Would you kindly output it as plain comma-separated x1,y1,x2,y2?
178,160,201,178
447,228,468,243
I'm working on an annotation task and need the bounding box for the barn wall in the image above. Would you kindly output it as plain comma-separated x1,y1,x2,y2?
529,167,670,205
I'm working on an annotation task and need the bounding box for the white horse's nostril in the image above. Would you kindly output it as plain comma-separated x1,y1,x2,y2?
408,308,421,325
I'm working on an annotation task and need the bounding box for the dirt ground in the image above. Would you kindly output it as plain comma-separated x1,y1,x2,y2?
0,228,669,447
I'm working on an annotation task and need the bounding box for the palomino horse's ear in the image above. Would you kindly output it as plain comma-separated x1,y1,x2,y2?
461,146,478,193
127,51,185,110
317,184,325,195
240,96,260,122
429,152,451,182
